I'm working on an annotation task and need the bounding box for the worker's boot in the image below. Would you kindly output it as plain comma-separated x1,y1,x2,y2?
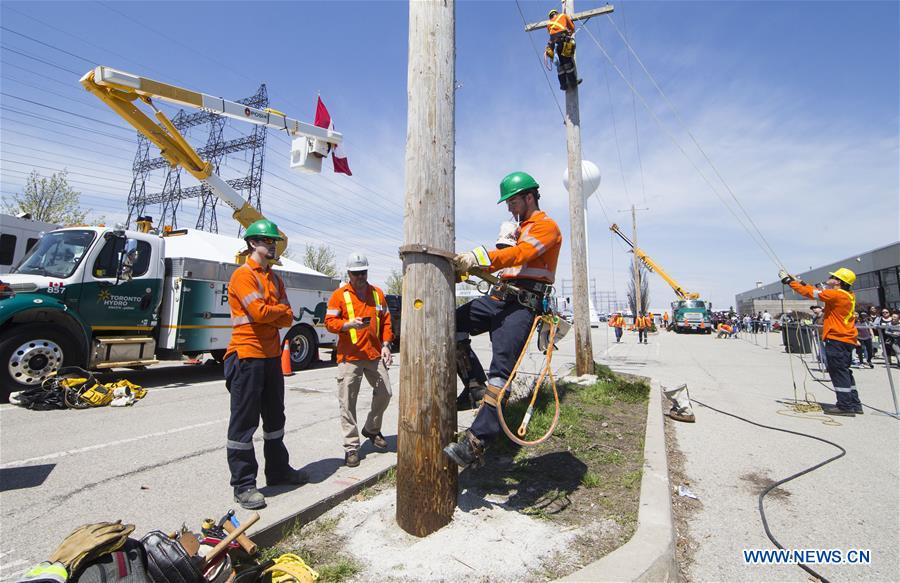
234,487,266,510
443,430,485,469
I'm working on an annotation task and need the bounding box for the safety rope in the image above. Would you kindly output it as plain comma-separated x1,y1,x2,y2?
495,313,562,446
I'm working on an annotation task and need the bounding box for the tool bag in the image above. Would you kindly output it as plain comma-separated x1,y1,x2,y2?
139,531,204,583
72,539,151,583
560,37,575,57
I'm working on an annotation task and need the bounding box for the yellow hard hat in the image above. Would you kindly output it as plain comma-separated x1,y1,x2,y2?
548,8,559,17
829,267,856,286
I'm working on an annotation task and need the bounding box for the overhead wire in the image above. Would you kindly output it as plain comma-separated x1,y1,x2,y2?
513,0,566,122
618,6,647,206
604,14,787,270
583,24,785,270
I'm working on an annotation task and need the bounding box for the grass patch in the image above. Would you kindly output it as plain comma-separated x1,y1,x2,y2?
581,471,602,488
318,558,362,583
622,469,643,489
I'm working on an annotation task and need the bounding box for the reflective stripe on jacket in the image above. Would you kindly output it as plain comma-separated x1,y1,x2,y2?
790,281,858,345
489,210,562,284
547,13,574,35
226,257,294,359
325,283,393,363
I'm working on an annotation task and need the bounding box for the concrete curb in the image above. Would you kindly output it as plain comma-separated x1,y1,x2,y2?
559,376,677,582
250,466,396,549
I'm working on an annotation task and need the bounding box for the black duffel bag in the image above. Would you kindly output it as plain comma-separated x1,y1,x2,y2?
139,531,204,583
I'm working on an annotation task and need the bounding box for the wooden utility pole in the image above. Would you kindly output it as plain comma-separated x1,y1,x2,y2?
525,2,614,375
396,0,457,537
619,204,648,317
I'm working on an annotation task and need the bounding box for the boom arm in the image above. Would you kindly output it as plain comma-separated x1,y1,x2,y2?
81,66,344,258
609,223,700,300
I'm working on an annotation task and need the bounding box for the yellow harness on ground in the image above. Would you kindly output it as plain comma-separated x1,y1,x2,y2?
263,553,319,583
49,367,147,409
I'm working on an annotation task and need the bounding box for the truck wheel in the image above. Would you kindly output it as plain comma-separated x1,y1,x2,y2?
0,325,80,402
286,326,317,371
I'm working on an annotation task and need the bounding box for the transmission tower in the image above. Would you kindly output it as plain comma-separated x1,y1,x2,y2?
125,85,269,233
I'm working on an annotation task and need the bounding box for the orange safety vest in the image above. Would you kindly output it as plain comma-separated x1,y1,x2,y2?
226,257,293,359
488,211,562,284
790,281,857,344
325,283,393,363
547,13,574,35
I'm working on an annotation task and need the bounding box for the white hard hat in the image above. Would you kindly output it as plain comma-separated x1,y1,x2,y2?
495,221,519,249
346,252,369,272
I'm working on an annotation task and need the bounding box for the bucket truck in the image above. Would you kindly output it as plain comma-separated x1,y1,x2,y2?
0,67,347,399
609,224,712,333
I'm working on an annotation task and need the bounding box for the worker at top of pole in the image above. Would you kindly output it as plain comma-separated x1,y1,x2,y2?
781,266,860,416
445,171,562,469
224,219,309,510
545,8,580,91
324,252,394,468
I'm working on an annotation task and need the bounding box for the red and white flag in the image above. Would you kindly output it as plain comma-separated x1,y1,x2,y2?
314,96,352,176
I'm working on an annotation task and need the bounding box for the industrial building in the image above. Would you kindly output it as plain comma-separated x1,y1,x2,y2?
735,242,900,316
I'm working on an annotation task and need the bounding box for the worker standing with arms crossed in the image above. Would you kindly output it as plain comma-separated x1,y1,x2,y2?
224,219,308,510
445,171,562,468
325,253,394,468
780,267,861,416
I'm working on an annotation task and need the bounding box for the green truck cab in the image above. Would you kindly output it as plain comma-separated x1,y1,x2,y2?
671,299,713,333
0,226,337,401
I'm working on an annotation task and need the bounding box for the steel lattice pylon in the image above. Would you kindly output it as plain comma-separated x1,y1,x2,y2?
125,85,269,234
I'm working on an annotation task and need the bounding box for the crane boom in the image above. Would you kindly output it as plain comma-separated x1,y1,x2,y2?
81,66,345,258
609,223,700,300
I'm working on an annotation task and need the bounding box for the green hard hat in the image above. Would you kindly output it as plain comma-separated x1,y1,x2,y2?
243,219,283,241
498,171,540,203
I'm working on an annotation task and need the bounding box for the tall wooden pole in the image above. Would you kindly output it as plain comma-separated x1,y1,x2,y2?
526,3,614,374
562,0,593,375
396,0,457,537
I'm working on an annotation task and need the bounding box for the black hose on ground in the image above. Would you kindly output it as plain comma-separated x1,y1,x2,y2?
690,398,846,583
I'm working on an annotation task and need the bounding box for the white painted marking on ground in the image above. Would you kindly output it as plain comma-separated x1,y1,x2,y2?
0,418,227,468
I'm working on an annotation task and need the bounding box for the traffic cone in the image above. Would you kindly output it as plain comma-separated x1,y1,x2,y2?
281,342,295,376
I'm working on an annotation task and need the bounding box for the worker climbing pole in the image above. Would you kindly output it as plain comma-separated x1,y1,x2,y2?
545,8,579,91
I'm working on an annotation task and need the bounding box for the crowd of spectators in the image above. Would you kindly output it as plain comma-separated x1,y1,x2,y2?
709,304,900,367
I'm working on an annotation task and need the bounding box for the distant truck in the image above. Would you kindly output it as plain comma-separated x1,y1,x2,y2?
609,224,712,334
0,225,338,400
0,214,60,275
671,299,713,334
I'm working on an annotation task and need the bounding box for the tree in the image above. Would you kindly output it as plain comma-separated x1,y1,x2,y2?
385,268,403,296
300,243,338,277
627,262,650,317
3,170,87,224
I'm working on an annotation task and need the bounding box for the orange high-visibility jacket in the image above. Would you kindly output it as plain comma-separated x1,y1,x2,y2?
488,211,562,284
663,312,669,322
325,283,393,363
635,316,651,329
547,13,575,35
790,281,857,345
610,315,625,329
226,257,294,359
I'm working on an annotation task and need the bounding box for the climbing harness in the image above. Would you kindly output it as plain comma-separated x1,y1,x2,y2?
10,366,147,410
398,244,565,446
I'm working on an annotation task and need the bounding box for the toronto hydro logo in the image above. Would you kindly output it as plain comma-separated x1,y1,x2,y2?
97,288,141,309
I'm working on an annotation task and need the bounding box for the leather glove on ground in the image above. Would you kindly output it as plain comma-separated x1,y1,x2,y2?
779,269,795,285
49,521,134,574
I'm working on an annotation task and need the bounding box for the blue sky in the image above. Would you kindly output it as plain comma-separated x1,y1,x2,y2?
1,0,897,310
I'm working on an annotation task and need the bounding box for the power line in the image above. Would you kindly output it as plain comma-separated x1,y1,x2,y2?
0,45,81,75
513,0,566,122
605,13,785,269
617,7,647,206
2,92,134,131
583,24,783,269
0,25,96,65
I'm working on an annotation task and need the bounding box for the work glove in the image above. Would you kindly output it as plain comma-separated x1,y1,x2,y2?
49,521,135,574
779,270,795,285
452,246,491,275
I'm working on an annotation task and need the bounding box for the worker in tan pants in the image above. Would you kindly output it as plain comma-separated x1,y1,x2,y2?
325,252,394,467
